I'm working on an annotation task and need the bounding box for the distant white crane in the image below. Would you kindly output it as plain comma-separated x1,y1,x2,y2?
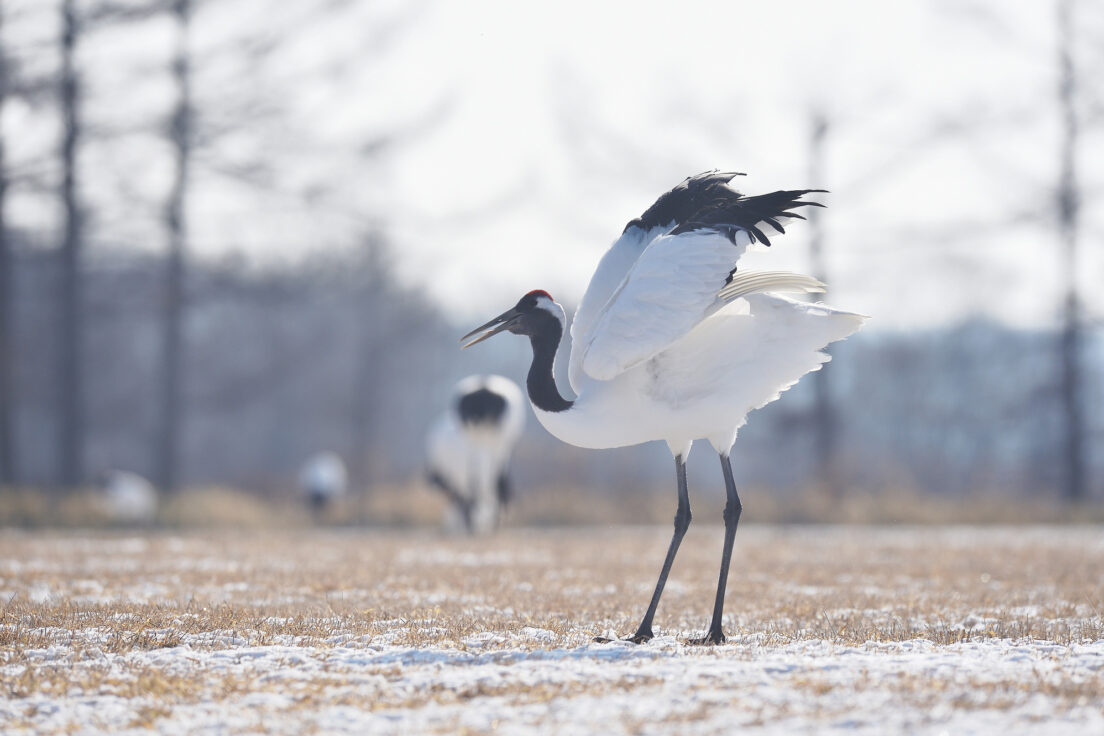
462,171,865,644
96,470,159,525
425,375,526,535
298,451,348,516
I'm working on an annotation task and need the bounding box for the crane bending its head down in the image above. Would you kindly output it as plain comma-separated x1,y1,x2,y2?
426,375,526,535
462,171,866,644
299,452,348,518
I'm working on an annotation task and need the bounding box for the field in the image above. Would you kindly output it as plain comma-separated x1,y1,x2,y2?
2,524,1103,734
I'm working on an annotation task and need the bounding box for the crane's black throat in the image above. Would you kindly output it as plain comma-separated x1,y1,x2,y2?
524,310,573,413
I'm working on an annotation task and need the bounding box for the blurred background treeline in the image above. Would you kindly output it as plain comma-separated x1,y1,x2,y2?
0,0,1101,524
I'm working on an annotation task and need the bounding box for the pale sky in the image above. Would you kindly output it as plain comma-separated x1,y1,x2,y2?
5,0,1103,329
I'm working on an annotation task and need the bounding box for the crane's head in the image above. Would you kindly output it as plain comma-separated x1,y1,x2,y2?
461,290,564,348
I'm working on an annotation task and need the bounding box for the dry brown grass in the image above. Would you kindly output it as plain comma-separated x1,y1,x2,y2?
517,483,1104,526
1,525,1102,732
3,479,1103,530
1,526,1101,654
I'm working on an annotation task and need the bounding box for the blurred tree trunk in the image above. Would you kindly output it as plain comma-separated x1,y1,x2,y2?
807,111,839,498
346,239,385,490
1056,0,1084,502
58,0,85,490
0,7,14,486
157,0,191,493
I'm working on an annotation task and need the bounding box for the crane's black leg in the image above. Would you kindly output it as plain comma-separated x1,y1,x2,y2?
427,470,475,533
458,497,475,534
496,470,512,507
690,452,743,645
627,454,692,644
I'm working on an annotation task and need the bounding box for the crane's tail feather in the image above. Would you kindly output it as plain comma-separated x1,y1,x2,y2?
718,270,825,302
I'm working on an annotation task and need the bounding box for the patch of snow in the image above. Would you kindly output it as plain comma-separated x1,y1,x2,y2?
6,633,1104,735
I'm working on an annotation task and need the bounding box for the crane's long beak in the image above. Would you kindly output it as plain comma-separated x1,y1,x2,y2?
460,307,521,348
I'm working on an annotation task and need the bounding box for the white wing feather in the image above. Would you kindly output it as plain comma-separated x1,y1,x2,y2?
717,271,825,301
577,229,756,382
568,224,669,392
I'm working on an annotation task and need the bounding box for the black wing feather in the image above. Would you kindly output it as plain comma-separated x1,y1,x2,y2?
624,170,826,248
624,170,746,233
747,224,770,246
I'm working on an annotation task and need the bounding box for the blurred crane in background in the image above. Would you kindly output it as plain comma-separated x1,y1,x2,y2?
298,451,348,518
425,375,525,535
96,469,158,525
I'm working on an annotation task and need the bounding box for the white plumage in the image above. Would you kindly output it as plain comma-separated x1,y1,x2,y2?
462,171,865,645
298,451,348,514
97,470,159,524
425,375,526,535
543,291,860,455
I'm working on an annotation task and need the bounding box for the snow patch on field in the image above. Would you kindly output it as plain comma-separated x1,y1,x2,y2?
3,633,1104,735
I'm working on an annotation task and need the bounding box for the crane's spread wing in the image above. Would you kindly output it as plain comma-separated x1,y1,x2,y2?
569,171,753,392
568,223,669,392
569,171,825,385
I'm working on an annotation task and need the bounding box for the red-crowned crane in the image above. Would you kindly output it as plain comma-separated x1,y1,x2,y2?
461,171,865,644
425,375,525,535
298,451,348,517
96,470,159,525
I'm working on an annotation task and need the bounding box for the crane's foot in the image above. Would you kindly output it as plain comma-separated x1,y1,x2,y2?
593,628,653,644
687,629,726,646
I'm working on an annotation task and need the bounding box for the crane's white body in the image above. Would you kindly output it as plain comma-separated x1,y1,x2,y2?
299,452,348,509
426,375,525,534
541,210,865,458
98,470,159,524
539,293,862,456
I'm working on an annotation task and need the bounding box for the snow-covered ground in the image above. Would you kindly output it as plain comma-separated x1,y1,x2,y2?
7,633,1104,735
2,526,1102,734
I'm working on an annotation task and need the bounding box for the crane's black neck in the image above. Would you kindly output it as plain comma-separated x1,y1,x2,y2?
525,311,574,413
